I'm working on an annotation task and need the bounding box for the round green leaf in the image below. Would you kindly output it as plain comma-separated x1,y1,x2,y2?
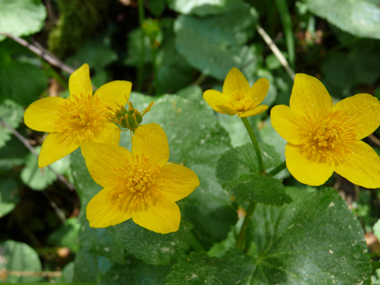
306,0,380,39
0,59,49,107
174,1,258,79
166,250,255,284
250,187,371,284
0,104,23,148
167,0,237,16
0,0,46,41
21,146,70,190
0,176,20,217
108,220,193,266
0,240,43,283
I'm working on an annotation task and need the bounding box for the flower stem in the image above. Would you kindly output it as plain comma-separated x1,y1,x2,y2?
137,0,145,92
151,46,159,95
241,117,264,173
267,161,287,178
236,201,257,251
237,117,264,251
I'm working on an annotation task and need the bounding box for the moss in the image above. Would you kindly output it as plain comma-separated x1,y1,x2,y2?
48,0,110,59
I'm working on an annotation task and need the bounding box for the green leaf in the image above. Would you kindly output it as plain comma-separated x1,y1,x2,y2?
0,103,23,148
224,173,292,206
79,224,125,264
149,0,166,16
250,187,371,284
305,0,380,39
0,176,20,217
62,262,75,283
0,0,46,41
48,218,81,252
73,248,113,283
108,219,193,266
98,255,170,285
174,1,258,79
21,146,70,190
216,143,291,206
156,20,194,94
124,29,152,66
322,50,380,98
217,143,282,183
166,250,254,284
122,94,237,249
0,55,48,107
66,37,117,71
0,135,28,171
70,149,125,264
0,240,43,283
167,0,237,16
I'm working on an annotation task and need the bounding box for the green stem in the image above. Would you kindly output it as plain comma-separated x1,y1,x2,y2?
267,161,287,178
241,117,264,173
137,0,145,92
190,232,206,253
151,46,159,95
193,73,207,86
236,201,257,251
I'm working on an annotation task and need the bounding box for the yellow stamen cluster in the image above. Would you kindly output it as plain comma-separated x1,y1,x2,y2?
227,88,256,112
111,154,161,214
55,94,108,144
305,111,357,164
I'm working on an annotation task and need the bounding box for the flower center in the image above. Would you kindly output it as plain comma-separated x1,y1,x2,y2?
55,94,108,144
112,154,161,213
228,88,256,112
305,111,357,164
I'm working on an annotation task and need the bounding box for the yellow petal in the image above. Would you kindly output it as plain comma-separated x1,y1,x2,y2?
91,122,120,145
152,163,199,202
82,143,132,187
132,198,180,234
238,105,268,117
285,143,334,186
271,105,309,144
216,105,238,116
86,186,132,228
24,97,65,132
248,78,269,105
332,93,380,140
132,123,169,168
223,67,250,97
290,74,333,120
335,141,380,188
69,63,92,98
203,89,230,114
38,133,80,168
94,80,131,111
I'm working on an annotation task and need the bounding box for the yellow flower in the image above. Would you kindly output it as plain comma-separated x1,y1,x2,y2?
82,123,200,234
24,64,131,168
203,67,269,117
271,73,380,188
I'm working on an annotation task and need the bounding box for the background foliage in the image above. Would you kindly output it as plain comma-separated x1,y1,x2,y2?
1,0,380,284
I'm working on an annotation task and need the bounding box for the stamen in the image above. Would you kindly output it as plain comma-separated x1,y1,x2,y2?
109,154,161,213
227,88,257,112
55,94,108,144
304,111,357,164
